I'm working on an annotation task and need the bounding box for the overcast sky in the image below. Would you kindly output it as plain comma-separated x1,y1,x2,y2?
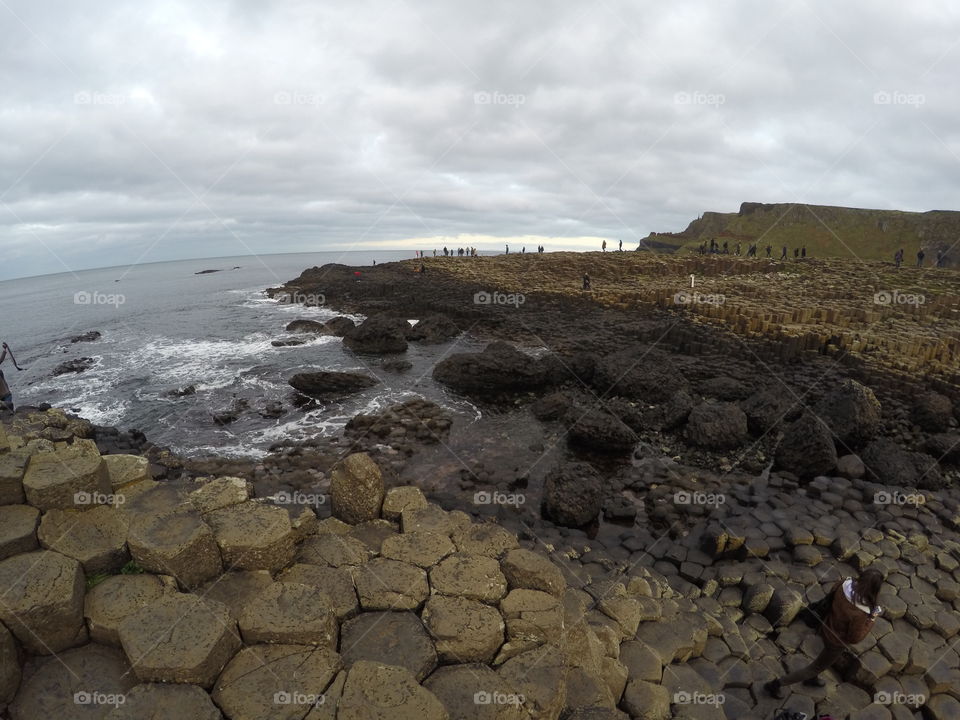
1,0,957,280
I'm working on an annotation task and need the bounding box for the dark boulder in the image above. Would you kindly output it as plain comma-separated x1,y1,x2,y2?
343,315,409,354
322,316,356,337
912,391,954,433
212,399,249,426
271,338,307,347
924,433,960,464
543,462,603,527
590,351,688,403
532,392,573,422
70,331,101,343
289,371,378,398
165,385,197,398
861,439,944,489
433,342,552,397
644,389,694,431
568,408,638,453
815,379,881,449
685,402,749,451
52,357,95,376
698,376,749,401
285,319,326,333
406,315,460,343
775,412,837,478
382,359,413,373
601,398,645,432
740,389,802,435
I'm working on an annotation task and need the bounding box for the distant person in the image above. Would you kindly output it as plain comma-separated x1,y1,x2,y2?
765,569,883,698
765,244,772,258
722,240,729,254
735,242,741,256
794,247,800,259
619,239,623,251
443,246,448,256
602,240,607,252
936,249,945,267
582,273,591,291
506,244,509,254
917,248,925,267
0,343,24,413
522,246,525,254
780,246,788,260
894,248,904,268
801,246,806,258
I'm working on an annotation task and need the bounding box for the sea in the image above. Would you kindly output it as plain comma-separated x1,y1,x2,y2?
0,252,484,458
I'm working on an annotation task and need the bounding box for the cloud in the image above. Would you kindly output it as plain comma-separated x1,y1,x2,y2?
0,0,958,279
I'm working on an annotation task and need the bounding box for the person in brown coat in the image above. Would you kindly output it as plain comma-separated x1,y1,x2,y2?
764,569,884,698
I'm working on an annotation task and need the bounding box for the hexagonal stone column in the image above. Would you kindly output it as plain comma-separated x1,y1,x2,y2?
0,623,19,706
22,439,111,511
354,558,428,611
127,510,222,589
425,664,527,720
238,582,338,647
107,683,223,720
205,502,295,572
340,611,437,680
278,564,359,619
9,644,137,720
337,661,448,720
38,505,129,574
0,449,29,505
500,548,565,596
429,554,508,603
84,574,173,646
213,644,341,720
0,549,85,654
421,595,504,663
0,505,39,560
102,454,151,491
500,589,564,646
118,594,240,688
330,452,384,524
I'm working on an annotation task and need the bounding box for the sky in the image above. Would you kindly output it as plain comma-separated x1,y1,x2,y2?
0,0,958,280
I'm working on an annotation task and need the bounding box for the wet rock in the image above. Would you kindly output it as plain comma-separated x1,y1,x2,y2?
685,402,748,451
776,412,838,478
52,357,95,376
337,661,448,720
382,358,413,372
343,315,409,354
70,330,102,343
0,550,85,654
542,462,602,528
285,319,326,333
422,595,505,663
340,611,437,681
407,315,461,343
323,316,357,336
912,391,954,432
272,337,307,347
815,378,881,448
330,452,384,524
118,594,240,688
568,408,638,454
289,371,378,398
434,342,553,398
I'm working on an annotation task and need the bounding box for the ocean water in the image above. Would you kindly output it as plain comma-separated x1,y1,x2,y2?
0,252,482,457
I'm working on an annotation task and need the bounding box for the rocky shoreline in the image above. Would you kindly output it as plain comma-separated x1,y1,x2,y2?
1,252,960,719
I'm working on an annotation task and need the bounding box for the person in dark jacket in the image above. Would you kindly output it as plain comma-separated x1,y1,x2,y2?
765,569,884,698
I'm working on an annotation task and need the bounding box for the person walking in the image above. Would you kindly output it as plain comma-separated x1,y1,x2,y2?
0,343,24,413
619,239,623,252
602,240,607,252
765,569,884,698
780,246,788,260
582,273,591,291
917,248,925,267
894,248,904,268
766,244,772,258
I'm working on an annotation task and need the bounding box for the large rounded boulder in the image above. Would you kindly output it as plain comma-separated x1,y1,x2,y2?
542,462,603,527
815,379,881,449
343,315,409,354
685,402,749,451
775,412,838,478
433,342,553,398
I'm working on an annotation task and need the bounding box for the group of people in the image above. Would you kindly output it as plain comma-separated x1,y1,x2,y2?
896,247,949,268
504,245,546,254
699,239,808,259
600,240,625,251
